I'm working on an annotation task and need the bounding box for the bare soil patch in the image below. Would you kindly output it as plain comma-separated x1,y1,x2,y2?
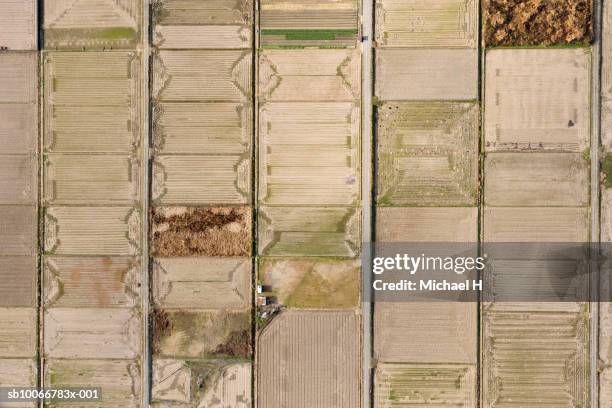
484,0,592,46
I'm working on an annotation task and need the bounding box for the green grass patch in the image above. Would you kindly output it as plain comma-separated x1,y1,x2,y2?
602,155,612,188
262,29,357,41
97,27,136,41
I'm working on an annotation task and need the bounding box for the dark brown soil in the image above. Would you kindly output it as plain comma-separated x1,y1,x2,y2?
213,330,251,358
151,308,170,355
151,207,251,257
484,0,592,46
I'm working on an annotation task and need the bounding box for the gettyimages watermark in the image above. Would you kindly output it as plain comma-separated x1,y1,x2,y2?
362,242,610,302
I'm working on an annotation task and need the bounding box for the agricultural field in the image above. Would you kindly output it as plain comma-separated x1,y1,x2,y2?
259,49,360,101
483,0,592,47
375,0,477,48
260,0,359,47
0,359,37,406
258,311,360,408
259,101,360,206
259,258,360,308
375,364,475,408
0,257,36,307
0,308,36,357
377,207,477,241
482,312,588,408
483,208,589,242
44,0,142,49
484,153,589,207
151,207,251,257
0,0,37,50
43,257,141,308
484,49,590,152
152,359,251,407
152,257,251,310
152,0,253,49
375,303,476,364
377,102,478,206
152,50,251,101
45,359,141,408
258,206,361,257
152,309,251,359
376,49,478,100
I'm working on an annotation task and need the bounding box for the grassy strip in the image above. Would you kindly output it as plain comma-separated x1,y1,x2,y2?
261,29,357,41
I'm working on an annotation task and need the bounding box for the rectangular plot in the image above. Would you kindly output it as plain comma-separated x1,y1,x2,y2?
258,310,360,408
45,359,141,408
152,50,251,101
44,308,141,359
375,364,475,408
0,53,37,103
259,102,360,206
258,206,361,257
153,257,251,310
483,312,587,408
376,49,478,100
259,258,360,309
0,0,37,50
375,0,477,48
44,0,141,50
152,155,250,205
44,52,140,153
151,207,251,257
44,257,141,308
152,359,251,407
377,207,477,242
0,104,37,154
153,102,251,154
483,208,589,242
259,50,360,101
44,154,140,205
44,207,141,256
375,302,476,364
152,309,251,359
0,359,36,407
260,0,358,47
0,308,36,357
0,155,36,204
152,0,253,49
485,153,589,207
485,49,590,152
0,205,36,256
377,102,478,206
0,257,36,307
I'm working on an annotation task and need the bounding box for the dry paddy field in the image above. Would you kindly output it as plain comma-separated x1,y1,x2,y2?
258,310,360,408
375,302,476,364
152,359,251,407
260,0,359,47
0,257,36,307
44,0,142,49
375,363,475,408
375,0,477,48
482,207,589,242
259,49,360,101
259,258,360,308
43,257,141,308
0,0,37,50
152,257,251,310
152,0,253,49
259,102,360,206
0,359,37,407
484,153,589,207
258,206,360,257
484,49,590,152
0,308,37,357
377,207,477,241
377,102,478,206
483,312,588,408
45,359,141,408
152,309,251,359
376,48,478,101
